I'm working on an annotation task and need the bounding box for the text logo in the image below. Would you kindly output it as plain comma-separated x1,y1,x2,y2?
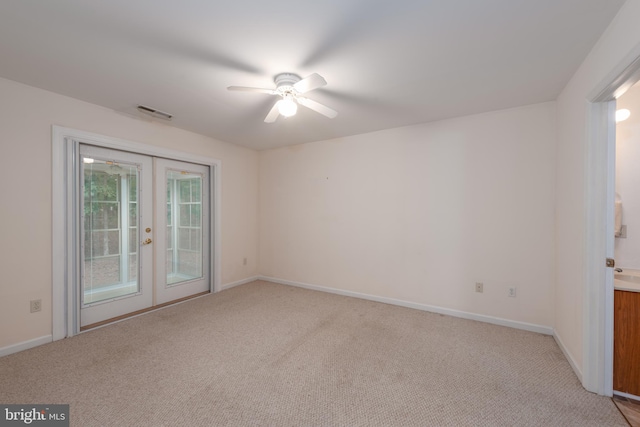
0,405,69,427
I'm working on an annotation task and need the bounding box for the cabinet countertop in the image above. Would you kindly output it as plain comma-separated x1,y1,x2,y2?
614,280,640,293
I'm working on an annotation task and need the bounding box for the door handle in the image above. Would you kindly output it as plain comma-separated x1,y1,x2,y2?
142,238,153,245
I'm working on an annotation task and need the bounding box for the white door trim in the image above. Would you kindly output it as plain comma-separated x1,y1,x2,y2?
52,126,221,339
583,48,640,395
583,100,615,395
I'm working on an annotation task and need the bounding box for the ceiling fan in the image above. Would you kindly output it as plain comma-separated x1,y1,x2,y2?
228,73,338,123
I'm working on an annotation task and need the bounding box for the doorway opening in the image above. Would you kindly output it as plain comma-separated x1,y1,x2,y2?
79,145,211,328
52,127,221,339
611,80,640,399
584,52,640,396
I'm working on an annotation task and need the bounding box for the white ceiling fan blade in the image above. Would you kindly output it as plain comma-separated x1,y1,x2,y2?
227,86,277,95
293,73,327,93
297,97,338,119
264,101,281,123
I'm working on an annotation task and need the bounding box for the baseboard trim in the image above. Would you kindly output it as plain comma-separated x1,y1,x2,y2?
258,276,553,335
221,276,260,291
0,335,52,358
553,330,583,382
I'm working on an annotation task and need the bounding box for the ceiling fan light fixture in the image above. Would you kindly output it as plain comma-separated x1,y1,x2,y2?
278,96,297,117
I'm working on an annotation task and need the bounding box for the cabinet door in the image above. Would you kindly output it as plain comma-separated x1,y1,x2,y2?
613,290,640,395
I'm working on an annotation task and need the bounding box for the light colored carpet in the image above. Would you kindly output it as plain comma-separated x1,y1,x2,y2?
0,281,628,426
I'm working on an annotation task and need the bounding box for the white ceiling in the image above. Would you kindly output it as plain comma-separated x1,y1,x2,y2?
0,0,626,150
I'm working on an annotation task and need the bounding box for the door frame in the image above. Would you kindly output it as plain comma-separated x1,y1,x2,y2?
52,126,221,339
584,51,640,395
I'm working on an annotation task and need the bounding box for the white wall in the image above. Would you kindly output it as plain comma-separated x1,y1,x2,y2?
555,0,640,376
259,102,557,328
615,82,640,269
0,77,259,349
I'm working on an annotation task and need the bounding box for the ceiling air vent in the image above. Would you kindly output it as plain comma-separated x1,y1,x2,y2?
136,105,173,121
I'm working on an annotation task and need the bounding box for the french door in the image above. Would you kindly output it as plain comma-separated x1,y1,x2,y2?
79,145,210,327
155,158,210,304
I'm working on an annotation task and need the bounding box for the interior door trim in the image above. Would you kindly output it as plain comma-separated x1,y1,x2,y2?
52,126,221,339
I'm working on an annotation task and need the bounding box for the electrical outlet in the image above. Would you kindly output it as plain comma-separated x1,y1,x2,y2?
243,257,248,266
475,282,483,293
508,287,517,298
30,299,42,313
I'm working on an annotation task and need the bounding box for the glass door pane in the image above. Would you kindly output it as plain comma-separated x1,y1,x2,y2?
166,170,203,285
82,158,140,304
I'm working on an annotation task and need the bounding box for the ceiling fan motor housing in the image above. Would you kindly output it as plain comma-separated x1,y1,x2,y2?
274,73,301,94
